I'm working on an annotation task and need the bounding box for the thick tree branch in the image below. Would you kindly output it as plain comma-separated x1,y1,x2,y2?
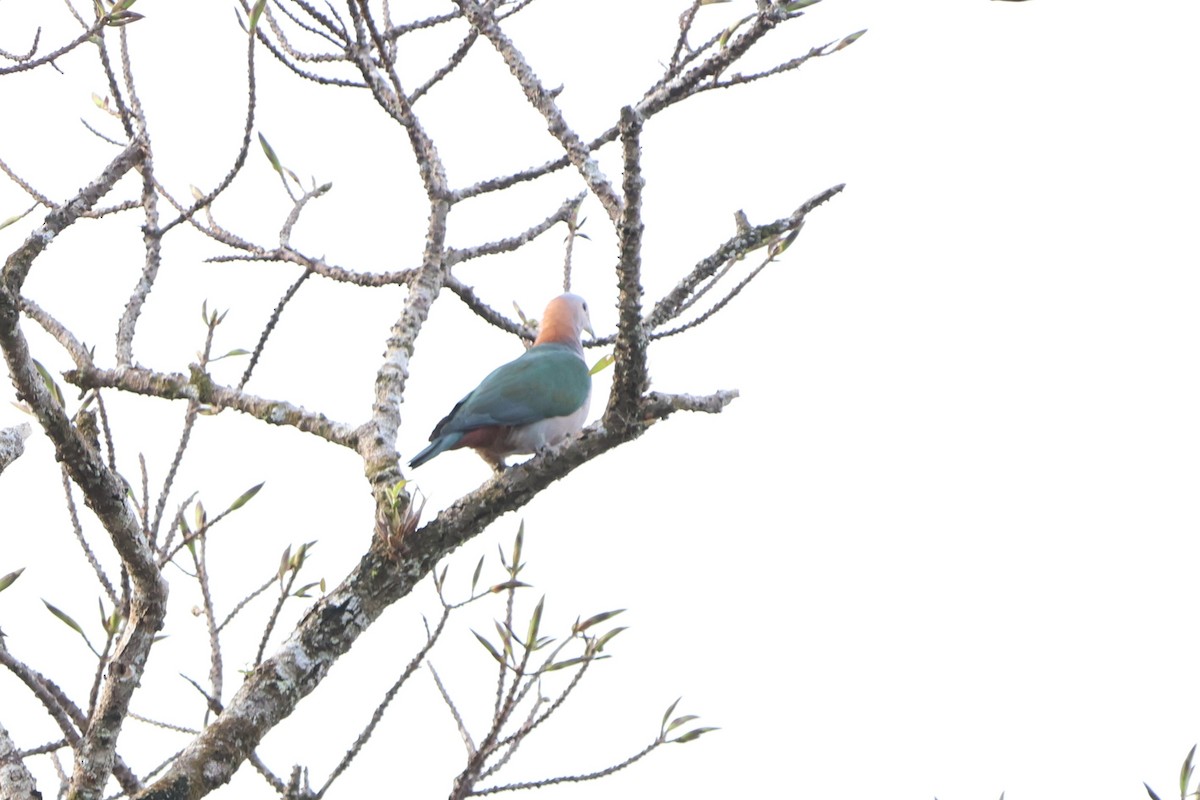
63,365,359,448
0,138,166,800
19,297,93,368
135,388,733,800
0,719,39,800
605,107,649,431
1,140,143,292
0,4,845,798
345,1,452,495
0,634,141,796
0,423,30,477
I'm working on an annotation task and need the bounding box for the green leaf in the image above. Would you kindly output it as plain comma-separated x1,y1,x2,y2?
1182,745,1197,797
99,599,123,636
290,541,310,570
292,581,322,598
1143,782,1163,800
227,482,264,512
30,359,65,408
258,132,282,173
784,0,822,9
574,608,624,633
543,655,588,672
526,596,545,649
0,568,24,593
833,28,867,52
667,714,699,732
43,600,84,635
595,626,626,650
104,9,143,26
248,0,267,33
472,630,505,665
495,620,514,660
194,500,207,531
718,14,753,48
385,479,407,508
511,521,524,574
490,580,529,593
661,697,682,732
589,353,615,376
768,227,802,259
278,545,292,581
0,206,34,231
673,726,719,743
512,300,531,327
470,555,485,594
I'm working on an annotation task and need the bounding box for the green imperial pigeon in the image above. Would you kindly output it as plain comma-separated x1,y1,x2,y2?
409,294,594,470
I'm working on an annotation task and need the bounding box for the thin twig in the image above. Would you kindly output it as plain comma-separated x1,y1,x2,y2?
216,576,276,634
0,17,104,76
471,738,662,795
317,605,454,797
58,466,119,606
237,268,312,391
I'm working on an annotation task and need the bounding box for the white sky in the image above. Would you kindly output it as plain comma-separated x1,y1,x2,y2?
2,1,1200,799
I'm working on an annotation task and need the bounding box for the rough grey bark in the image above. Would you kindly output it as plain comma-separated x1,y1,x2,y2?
0,423,29,477
0,2,856,798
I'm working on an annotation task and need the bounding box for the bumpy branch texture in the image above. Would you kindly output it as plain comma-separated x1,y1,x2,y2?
0,423,29,476
0,140,169,800
0,2,852,799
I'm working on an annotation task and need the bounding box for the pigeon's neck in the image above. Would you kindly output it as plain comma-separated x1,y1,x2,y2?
534,320,581,352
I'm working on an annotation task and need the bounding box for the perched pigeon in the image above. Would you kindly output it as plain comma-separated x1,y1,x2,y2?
409,294,594,470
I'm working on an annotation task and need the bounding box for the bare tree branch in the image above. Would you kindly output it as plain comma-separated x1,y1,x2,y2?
605,106,649,431
0,139,164,800
0,3,844,797
64,364,359,448
135,386,733,799
0,718,39,800
0,424,30,477
0,16,104,76
453,0,623,220
2,140,143,290
647,183,845,329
